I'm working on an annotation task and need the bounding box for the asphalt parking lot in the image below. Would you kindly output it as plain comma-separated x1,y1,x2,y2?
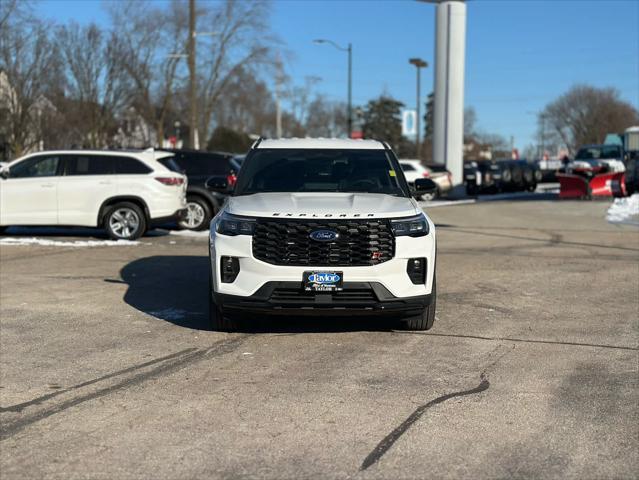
1,200,637,479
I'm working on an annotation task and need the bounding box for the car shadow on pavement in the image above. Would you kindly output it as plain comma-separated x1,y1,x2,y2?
118,255,403,333
119,255,211,331
241,314,402,334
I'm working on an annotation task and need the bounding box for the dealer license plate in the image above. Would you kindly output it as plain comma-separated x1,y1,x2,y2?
303,271,343,292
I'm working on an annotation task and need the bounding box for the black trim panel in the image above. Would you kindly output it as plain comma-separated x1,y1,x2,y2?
214,281,432,316
149,208,187,226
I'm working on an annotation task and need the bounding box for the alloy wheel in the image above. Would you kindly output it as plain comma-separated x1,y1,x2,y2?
181,201,206,229
109,208,140,239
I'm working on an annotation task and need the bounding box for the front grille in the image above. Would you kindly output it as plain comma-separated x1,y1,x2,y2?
252,219,395,266
270,287,377,305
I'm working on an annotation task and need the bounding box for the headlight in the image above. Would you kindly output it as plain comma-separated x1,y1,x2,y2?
390,214,429,237
214,212,256,236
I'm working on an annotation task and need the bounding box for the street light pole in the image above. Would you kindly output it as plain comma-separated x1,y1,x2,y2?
540,113,546,160
188,0,197,149
347,43,352,137
409,58,428,158
314,39,353,138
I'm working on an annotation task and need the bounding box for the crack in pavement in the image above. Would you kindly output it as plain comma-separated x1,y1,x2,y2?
395,331,639,351
0,335,248,441
359,344,516,471
359,373,490,471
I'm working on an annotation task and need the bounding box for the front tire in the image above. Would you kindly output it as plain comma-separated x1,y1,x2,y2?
404,276,436,331
421,189,439,202
179,196,212,231
104,202,146,240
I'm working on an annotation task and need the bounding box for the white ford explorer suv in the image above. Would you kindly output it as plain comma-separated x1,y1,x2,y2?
207,138,438,331
0,150,187,240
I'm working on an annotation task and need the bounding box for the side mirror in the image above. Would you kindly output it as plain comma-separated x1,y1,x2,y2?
205,175,231,193
414,178,437,194
0,169,8,180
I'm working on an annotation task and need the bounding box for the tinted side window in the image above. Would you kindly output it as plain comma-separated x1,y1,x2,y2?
66,155,115,175
174,155,230,175
10,156,60,178
116,157,152,174
158,157,182,173
401,163,416,171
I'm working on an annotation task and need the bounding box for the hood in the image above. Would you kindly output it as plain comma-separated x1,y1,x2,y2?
226,192,420,219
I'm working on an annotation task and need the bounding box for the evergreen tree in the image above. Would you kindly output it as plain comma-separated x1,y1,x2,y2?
362,95,404,152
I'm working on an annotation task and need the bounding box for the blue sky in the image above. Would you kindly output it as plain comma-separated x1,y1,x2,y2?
38,0,639,149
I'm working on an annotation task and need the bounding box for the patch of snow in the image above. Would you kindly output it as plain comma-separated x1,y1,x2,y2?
3,226,101,236
0,237,141,247
537,183,560,193
606,194,639,226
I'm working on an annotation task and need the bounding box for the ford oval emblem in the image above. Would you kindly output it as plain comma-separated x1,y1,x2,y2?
309,229,338,242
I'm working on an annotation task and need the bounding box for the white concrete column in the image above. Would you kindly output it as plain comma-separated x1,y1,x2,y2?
433,0,466,186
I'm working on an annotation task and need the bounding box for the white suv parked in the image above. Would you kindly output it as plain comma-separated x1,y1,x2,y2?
0,150,187,240
207,138,438,331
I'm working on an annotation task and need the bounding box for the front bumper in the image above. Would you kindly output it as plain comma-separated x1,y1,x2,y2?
215,281,433,316
209,218,436,299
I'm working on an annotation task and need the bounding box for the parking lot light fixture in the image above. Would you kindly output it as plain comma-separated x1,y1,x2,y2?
409,57,428,158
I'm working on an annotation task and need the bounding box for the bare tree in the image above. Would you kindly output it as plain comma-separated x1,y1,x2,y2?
475,132,510,159
280,110,305,137
541,84,639,154
464,106,477,140
0,0,19,30
286,75,321,128
0,0,35,31
0,12,61,156
305,95,347,137
196,0,276,144
213,66,276,137
108,0,188,146
56,23,132,148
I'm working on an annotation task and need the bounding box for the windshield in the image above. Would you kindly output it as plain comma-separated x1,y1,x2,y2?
234,149,408,196
575,145,622,160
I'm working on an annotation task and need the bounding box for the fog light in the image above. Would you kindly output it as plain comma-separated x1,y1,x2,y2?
407,257,426,285
221,256,240,283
